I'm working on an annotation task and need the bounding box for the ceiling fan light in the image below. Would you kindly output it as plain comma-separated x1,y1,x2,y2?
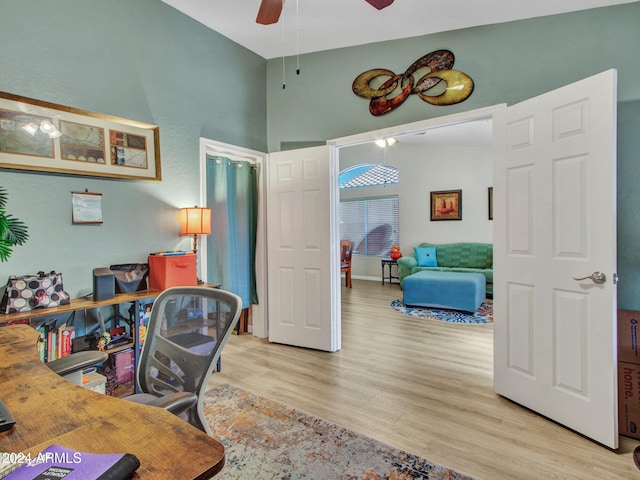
375,137,398,148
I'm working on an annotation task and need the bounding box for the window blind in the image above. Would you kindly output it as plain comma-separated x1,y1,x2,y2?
340,196,399,256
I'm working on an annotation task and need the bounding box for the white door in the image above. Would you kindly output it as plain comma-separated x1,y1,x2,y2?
493,69,618,448
266,146,340,351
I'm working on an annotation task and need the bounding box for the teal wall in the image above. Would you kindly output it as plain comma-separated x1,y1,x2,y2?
617,100,640,309
266,3,640,148
266,2,640,309
0,0,266,296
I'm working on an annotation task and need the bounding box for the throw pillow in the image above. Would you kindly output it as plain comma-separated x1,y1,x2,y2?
414,247,438,267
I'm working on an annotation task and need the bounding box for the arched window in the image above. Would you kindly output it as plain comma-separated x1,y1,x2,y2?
339,164,398,189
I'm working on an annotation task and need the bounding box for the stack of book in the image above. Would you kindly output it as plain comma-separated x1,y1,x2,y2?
32,318,76,363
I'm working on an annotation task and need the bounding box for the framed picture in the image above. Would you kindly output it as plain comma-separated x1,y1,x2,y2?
0,91,161,180
72,191,103,224
488,187,493,220
430,189,462,221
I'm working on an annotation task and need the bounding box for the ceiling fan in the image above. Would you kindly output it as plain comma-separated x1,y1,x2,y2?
256,0,394,25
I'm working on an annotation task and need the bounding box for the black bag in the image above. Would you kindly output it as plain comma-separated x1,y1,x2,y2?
109,263,149,293
1,271,71,314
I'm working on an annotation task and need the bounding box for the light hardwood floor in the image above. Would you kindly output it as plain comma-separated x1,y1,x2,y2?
207,279,640,480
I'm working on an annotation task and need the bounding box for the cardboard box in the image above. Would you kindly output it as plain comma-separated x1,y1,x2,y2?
618,309,640,364
618,361,640,439
148,253,197,290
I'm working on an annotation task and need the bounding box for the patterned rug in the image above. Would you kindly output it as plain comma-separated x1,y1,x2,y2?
390,299,493,324
203,384,474,480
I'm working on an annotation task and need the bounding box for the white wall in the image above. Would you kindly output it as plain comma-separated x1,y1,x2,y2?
339,140,493,279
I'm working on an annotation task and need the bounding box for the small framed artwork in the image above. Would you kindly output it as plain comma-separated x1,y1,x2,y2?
430,189,462,221
488,187,493,220
72,190,103,224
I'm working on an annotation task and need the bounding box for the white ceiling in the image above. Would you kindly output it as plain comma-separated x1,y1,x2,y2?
161,0,635,59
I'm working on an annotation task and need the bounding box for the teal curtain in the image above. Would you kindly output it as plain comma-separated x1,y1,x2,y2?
205,155,259,307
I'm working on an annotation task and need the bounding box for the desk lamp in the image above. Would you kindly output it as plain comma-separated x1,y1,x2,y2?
178,206,211,283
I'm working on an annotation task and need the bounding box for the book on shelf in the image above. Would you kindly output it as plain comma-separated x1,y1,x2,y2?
31,319,76,364
2,444,140,480
32,318,57,363
58,324,76,358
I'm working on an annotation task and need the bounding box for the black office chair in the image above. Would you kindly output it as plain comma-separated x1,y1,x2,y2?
123,286,242,434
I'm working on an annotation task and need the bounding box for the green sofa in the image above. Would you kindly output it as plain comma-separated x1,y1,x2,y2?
397,242,493,295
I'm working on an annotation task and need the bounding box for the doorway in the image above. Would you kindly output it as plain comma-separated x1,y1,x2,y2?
198,137,269,338
330,105,504,307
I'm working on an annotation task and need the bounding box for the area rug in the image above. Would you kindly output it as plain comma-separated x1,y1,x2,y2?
203,383,474,480
389,299,493,324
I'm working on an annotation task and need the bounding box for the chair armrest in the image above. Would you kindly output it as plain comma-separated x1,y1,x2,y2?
47,351,108,376
145,392,198,415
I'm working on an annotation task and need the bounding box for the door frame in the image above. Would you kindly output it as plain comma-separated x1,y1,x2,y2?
328,105,506,149
199,104,506,338
327,103,507,302
199,137,269,338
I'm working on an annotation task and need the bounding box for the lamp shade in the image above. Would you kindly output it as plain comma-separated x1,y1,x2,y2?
178,206,212,236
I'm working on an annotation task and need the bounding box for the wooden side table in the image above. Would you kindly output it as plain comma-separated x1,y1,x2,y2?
381,258,399,285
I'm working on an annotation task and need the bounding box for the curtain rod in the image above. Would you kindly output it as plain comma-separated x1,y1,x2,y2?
205,150,260,163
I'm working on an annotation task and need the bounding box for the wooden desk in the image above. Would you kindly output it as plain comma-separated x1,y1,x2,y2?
0,325,225,479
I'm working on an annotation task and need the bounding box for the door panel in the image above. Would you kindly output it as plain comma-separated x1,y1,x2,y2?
493,69,618,448
267,146,339,351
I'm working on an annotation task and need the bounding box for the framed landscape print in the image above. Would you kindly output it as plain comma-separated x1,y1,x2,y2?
0,91,161,180
430,189,462,221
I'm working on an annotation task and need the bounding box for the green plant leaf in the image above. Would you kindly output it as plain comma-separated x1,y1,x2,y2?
3,215,29,245
0,243,13,262
0,187,29,262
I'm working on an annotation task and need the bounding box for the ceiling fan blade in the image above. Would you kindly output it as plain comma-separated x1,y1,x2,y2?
256,0,283,25
365,0,394,10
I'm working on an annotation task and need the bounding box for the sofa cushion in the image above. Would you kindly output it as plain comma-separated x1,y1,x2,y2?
449,267,489,275
416,242,493,269
412,266,451,274
414,247,438,267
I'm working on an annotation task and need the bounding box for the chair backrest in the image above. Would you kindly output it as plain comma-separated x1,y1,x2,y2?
340,241,353,266
137,286,241,405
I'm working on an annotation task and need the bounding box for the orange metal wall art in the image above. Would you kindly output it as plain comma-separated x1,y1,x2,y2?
351,50,474,116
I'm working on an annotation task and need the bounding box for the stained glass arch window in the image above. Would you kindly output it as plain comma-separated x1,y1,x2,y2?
339,164,398,189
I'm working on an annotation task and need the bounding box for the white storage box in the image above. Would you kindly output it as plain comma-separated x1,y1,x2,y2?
82,371,107,394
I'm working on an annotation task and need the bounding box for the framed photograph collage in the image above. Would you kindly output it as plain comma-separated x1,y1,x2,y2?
0,91,161,181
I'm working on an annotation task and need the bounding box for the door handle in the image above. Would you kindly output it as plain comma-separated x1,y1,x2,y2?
573,272,606,284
